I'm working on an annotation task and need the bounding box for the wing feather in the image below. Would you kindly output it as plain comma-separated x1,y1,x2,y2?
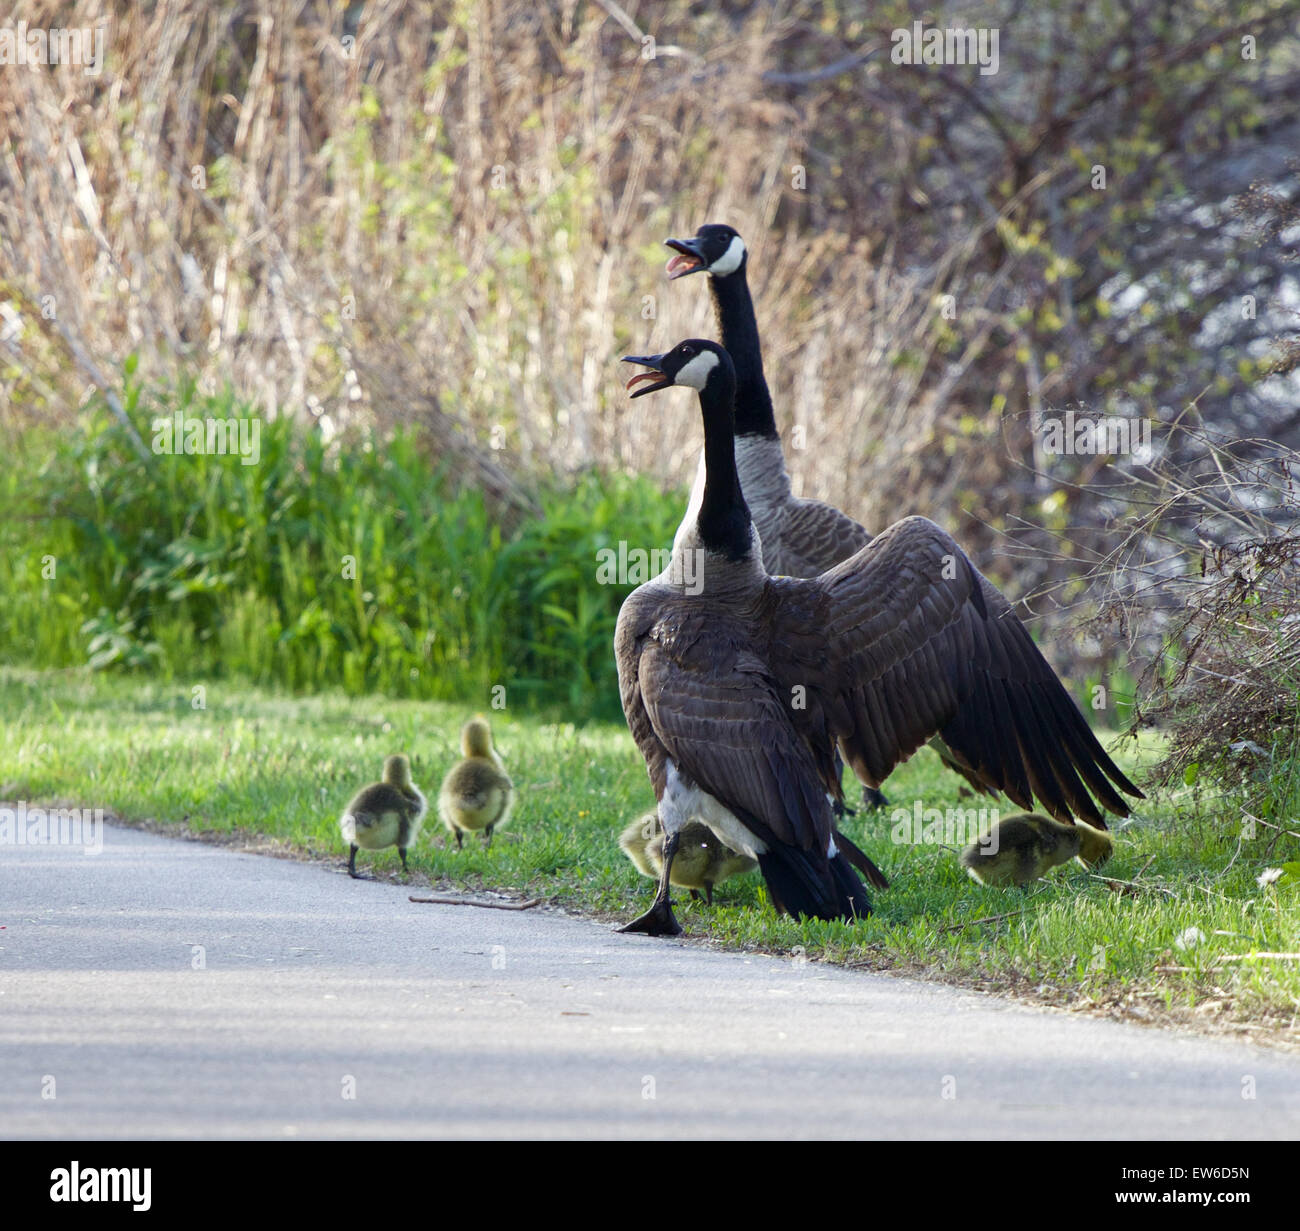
776,498,873,577
617,583,836,855
639,638,830,855
771,516,1143,826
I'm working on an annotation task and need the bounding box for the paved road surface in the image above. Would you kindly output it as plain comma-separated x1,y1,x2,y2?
2,824,1297,1138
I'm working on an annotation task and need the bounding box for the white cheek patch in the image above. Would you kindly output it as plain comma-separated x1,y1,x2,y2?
709,235,746,276
676,349,721,389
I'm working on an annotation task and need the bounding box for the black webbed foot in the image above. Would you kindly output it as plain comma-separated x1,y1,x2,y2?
618,897,683,937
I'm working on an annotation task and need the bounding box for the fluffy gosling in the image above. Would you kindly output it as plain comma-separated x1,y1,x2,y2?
618,813,757,905
959,811,1105,888
340,753,427,879
438,717,514,850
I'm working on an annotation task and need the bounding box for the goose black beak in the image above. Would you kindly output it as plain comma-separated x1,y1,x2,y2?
622,353,672,398
664,237,707,279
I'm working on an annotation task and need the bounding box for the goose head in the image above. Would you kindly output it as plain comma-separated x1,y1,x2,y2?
622,338,733,400
664,224,747,280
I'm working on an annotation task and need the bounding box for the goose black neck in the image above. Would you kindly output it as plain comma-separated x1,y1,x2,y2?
709,270,779,440
695,368,753,562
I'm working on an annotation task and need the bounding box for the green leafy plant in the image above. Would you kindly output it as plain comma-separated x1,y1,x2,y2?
1,379,682,719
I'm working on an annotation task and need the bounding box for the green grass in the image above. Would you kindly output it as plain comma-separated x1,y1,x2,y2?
0,380,684,718
3,667,1298,1038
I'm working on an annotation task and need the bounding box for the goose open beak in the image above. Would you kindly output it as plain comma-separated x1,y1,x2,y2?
664,237,706,279
622,353,672,398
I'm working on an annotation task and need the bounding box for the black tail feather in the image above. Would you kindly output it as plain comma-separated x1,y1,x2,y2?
757,846,827,917
757,844,872,921
832,827,890,890
829,852,873,918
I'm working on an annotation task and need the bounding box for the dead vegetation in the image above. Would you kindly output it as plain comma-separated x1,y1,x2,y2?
2,1,1299,679
1052,420,1300,787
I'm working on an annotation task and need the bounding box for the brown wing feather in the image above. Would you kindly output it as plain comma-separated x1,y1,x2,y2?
772,516,1143,827
616,582,839,856
766,492,987,797
615,584,673,795
635,622,834,856
775,498,872,577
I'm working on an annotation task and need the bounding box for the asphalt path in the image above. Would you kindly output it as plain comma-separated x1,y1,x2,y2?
2,823,1297,1138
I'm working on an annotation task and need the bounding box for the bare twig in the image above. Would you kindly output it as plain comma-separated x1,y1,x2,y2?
763,47,879,86
1090,874,1178,898
593,0,703,62
1217,952,1300,961
51,321,151,462
1242,812,1300,842
938,909,1024,933
409,895,543,911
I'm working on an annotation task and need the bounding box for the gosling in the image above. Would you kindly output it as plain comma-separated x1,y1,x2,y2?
438,717,514,850
619,813,757,905
340,754,427,879
1072,818,1114,869
960,811,1110,887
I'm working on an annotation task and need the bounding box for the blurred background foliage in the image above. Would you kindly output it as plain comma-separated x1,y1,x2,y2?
1,377,680,718
1,0,1298,752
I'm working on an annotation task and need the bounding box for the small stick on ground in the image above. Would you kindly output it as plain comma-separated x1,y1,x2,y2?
409,895,543,911
1217,952,1300,962
1092,873,1178,898
938,910,1024,934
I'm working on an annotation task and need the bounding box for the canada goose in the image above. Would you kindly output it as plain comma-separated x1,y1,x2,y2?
438,717,514,849
960,811,1096,887
616,338,1141,935
665,224,871,577
664,223,986,808
340,753,427,879
619,813,757,904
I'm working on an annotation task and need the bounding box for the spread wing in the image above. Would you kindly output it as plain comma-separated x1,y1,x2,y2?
773,516,1143,827
774,497,873,577
777,500,994,797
